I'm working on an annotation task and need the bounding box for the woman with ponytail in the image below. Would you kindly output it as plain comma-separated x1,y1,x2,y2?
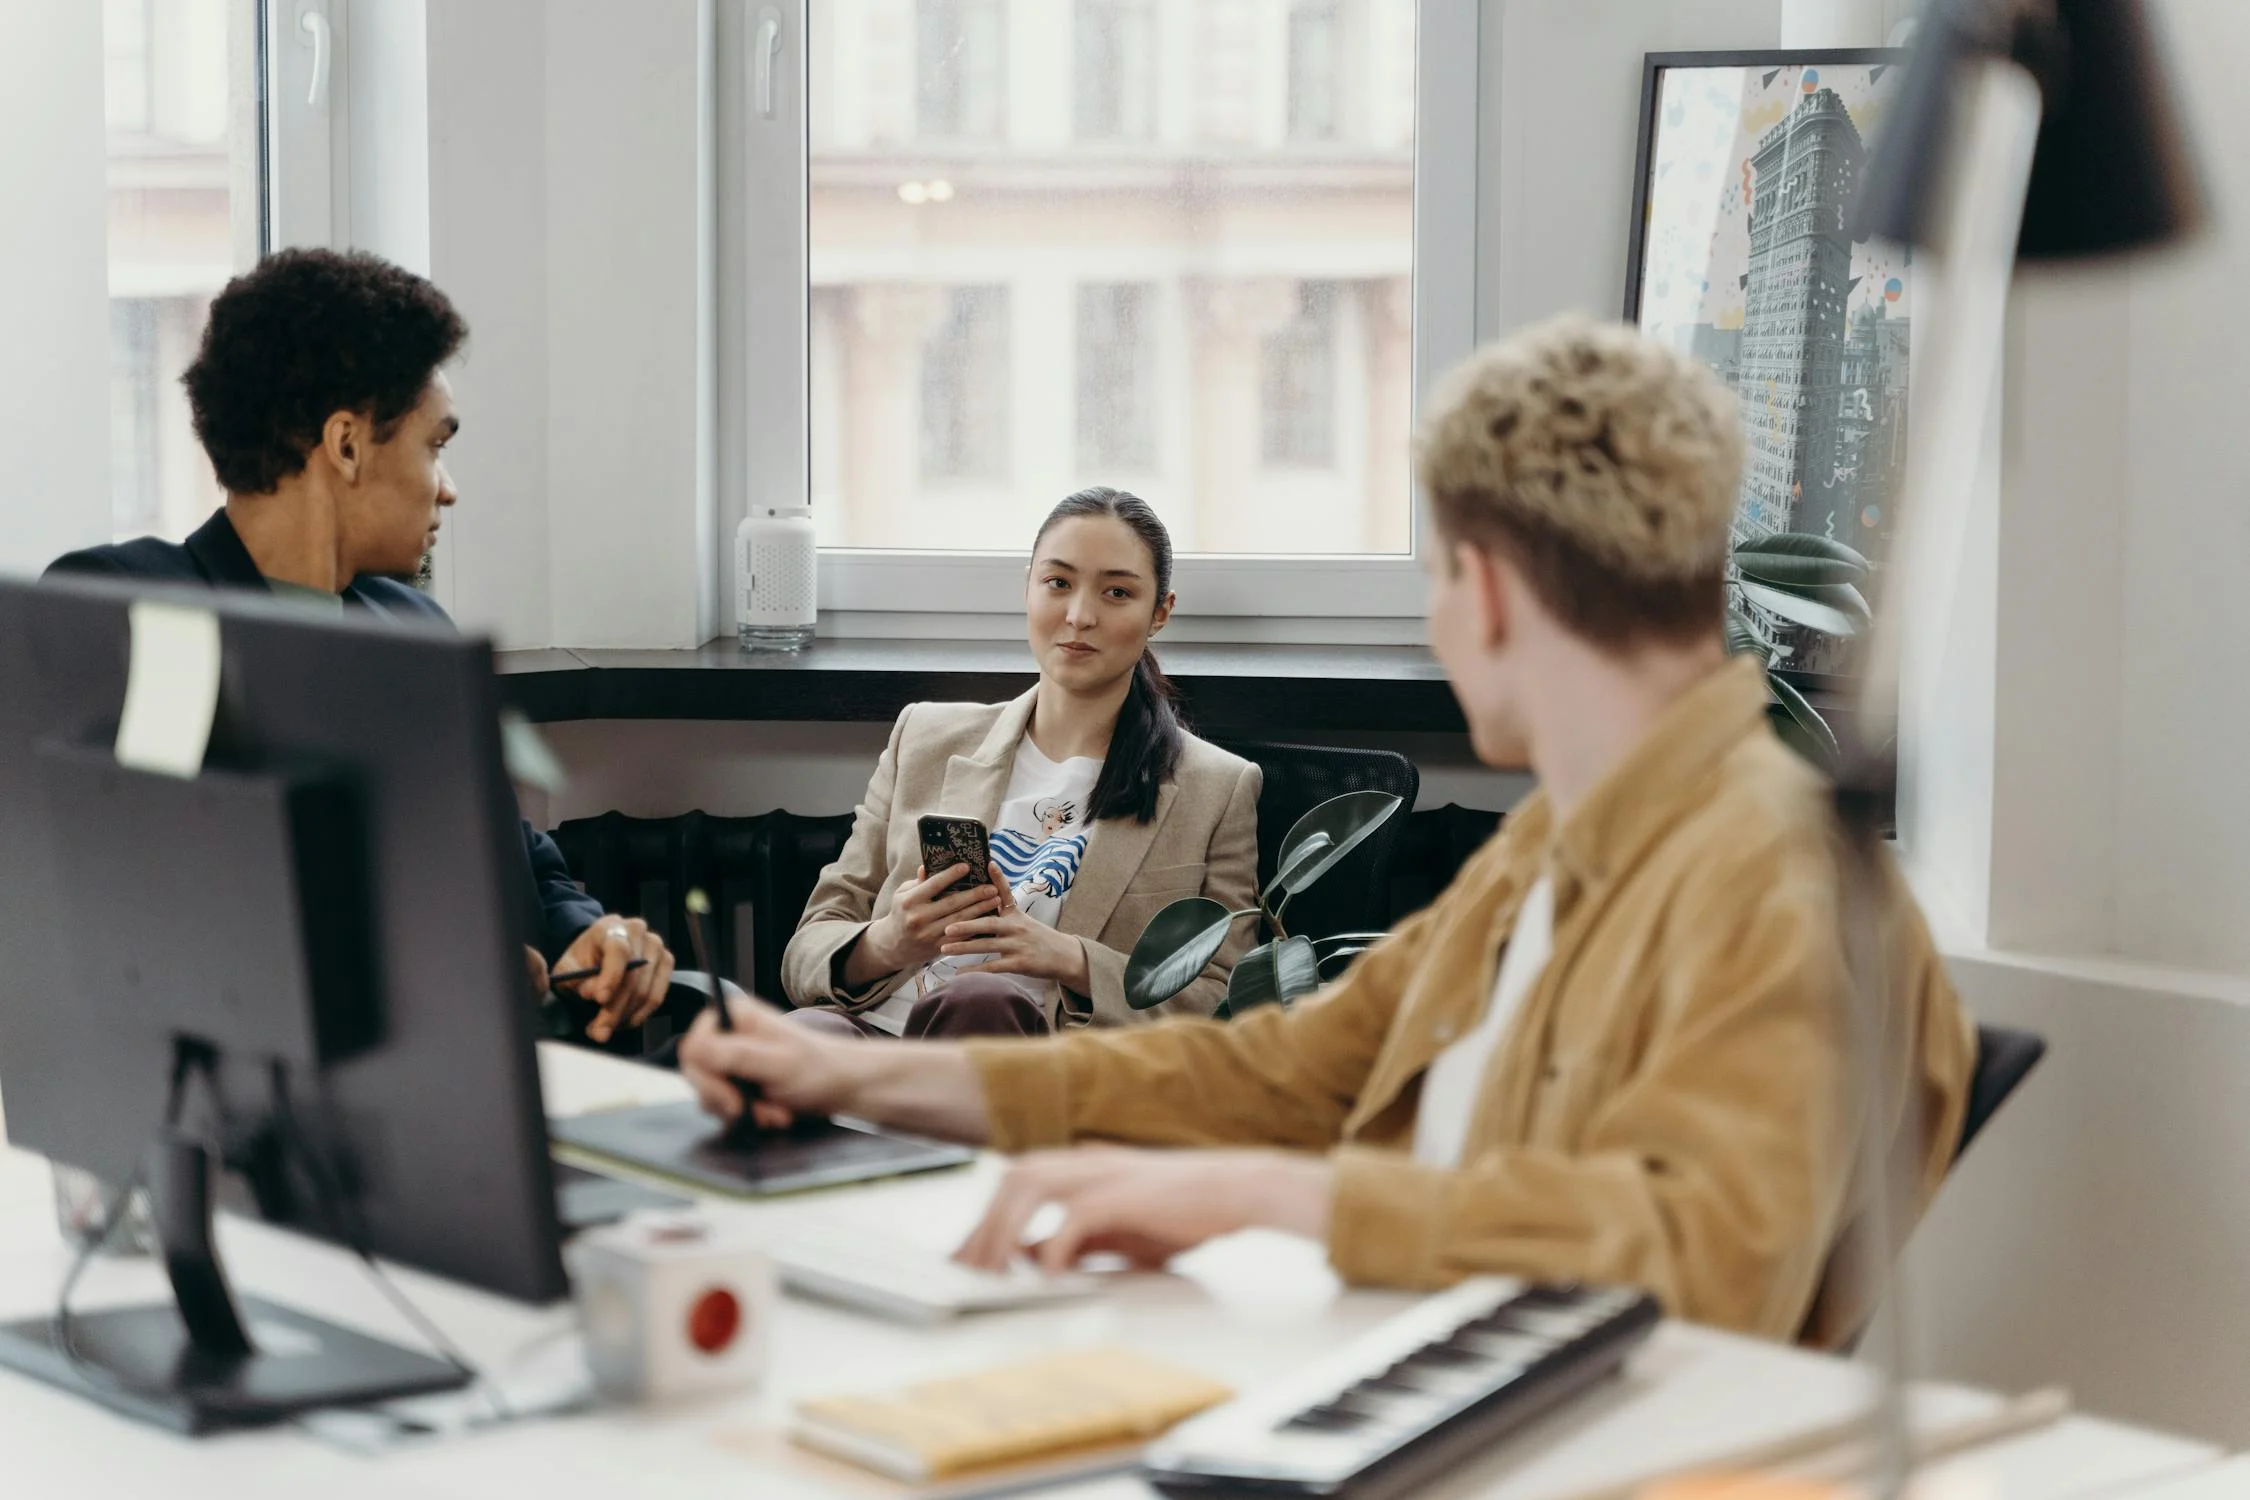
780,489,1263,1037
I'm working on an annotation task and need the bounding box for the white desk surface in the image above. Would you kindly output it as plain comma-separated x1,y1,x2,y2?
2105,1454,2250,1498
0,1044,2224,1499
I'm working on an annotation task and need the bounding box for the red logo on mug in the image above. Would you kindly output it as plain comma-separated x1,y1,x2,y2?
686,1287,742,1354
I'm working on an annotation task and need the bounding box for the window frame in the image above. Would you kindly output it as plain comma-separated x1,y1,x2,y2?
99,0,275,544
735,0,1479,623
262,0,347,250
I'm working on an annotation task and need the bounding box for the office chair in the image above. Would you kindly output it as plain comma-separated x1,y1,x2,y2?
1215,740,1420,947
1955,1022,2047,1160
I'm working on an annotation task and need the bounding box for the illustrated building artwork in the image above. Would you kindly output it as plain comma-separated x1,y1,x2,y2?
1734,85,1866,544
1633,59,1912,675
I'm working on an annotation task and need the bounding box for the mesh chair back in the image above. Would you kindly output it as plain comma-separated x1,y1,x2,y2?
1214,741,1419,945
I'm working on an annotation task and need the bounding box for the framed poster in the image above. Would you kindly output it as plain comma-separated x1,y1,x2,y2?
1624,50,1909,682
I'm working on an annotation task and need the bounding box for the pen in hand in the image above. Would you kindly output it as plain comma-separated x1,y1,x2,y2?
685,889,764,1125
548,957,649,989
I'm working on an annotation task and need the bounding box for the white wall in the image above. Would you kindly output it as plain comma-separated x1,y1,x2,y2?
411,0,717,649
542,0,717,650
0,4,111,578
346,0,431,275
1901,952,2250,1443
1480,0,1778,341
1887,0,2250,1447
423,0,548,630
1941,0,2250,978
2111,0,2250,973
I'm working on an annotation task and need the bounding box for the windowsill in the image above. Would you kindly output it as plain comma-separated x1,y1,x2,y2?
497,636,1465,734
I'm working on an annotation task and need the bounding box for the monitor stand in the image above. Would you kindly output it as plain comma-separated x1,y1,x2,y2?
0,1134,468,1434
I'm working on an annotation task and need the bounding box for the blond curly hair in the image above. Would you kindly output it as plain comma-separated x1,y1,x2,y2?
1416,314,1743,646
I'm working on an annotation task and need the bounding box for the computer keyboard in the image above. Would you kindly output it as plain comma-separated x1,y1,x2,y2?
762,1223,1101,1325
1142,1278,1660,1500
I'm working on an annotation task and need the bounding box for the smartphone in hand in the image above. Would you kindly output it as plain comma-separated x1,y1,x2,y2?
917,815,992,896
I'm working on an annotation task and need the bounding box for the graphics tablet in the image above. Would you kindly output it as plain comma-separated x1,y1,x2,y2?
551,1102,975,1197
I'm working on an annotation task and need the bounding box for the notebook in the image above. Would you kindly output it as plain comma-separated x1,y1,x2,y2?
788,1348,1235,1483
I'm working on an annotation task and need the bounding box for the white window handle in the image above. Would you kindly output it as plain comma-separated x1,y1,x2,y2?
754,7,783,120
299,8,332,110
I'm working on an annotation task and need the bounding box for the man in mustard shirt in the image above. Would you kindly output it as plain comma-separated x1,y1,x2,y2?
680,316,1974,1345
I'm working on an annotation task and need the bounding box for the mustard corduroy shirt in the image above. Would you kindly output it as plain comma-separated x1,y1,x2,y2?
967,657,1974,1344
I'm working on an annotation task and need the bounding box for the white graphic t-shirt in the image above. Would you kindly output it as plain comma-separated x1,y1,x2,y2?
864,737,1103,1033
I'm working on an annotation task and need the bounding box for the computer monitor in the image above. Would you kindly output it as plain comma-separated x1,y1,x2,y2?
0,574,568,1433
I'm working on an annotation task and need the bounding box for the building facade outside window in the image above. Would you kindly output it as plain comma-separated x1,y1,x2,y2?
1262,282,1340,468
917,0,1008,141
921,285,1013,483
1076,282,1157,471
101,0,258,543
1074,0,1155,142
1287,0,1344,143
803,1,1419,564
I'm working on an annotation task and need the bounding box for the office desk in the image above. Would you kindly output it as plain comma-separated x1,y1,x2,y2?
2105,1455,2250,1498
0,1045,2222,1498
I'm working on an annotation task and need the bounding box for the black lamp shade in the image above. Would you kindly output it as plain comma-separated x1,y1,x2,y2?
1856,0,2206,261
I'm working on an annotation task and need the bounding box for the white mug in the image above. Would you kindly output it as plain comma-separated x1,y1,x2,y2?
565,1210,775,1403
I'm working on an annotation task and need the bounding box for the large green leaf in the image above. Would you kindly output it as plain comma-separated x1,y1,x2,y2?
1125,897,1241,1010
1225,935,1322,1015
1724,611,1770,662
1270,791,1404,900
1733,532,1870,588
1738,579,1871,637
1766,672,1840,769
1316,945,1373,977
1267,831,1336,901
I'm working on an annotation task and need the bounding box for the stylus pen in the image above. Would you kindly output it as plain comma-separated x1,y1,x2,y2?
684,889,765,1118
548,956,650,987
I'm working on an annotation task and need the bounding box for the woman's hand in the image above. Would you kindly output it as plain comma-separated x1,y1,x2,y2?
852,864,1001,982
938,863,1092,991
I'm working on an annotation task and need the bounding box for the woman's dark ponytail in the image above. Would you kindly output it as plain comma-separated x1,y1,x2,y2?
1035,487,1185,825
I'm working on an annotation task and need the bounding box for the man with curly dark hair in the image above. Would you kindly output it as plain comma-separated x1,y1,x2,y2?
47,248,676,1046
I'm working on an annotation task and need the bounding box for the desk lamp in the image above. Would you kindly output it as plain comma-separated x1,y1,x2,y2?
1830,1,2204,1495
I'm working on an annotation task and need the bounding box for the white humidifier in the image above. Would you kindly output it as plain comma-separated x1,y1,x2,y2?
735,503,817,652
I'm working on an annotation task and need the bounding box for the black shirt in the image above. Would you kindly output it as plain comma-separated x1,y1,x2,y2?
46,509,607,961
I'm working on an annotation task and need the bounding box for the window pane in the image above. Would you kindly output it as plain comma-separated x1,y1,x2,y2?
1287,0,1342,143
102,0,256,543
810,0,1418,557
1075,0,1154,141
921,286,1012,482
1261,282,1339,467
918,0,1008,142
1076,283,1156,470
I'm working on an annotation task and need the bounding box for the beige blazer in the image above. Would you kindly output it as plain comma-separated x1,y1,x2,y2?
782,690,1264,1027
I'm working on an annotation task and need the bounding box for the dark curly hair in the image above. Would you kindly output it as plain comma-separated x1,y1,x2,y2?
183,248,468,494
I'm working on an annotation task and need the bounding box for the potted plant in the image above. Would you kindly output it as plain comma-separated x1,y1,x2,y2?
1728,531,1872,768
1124,790,1403,1017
